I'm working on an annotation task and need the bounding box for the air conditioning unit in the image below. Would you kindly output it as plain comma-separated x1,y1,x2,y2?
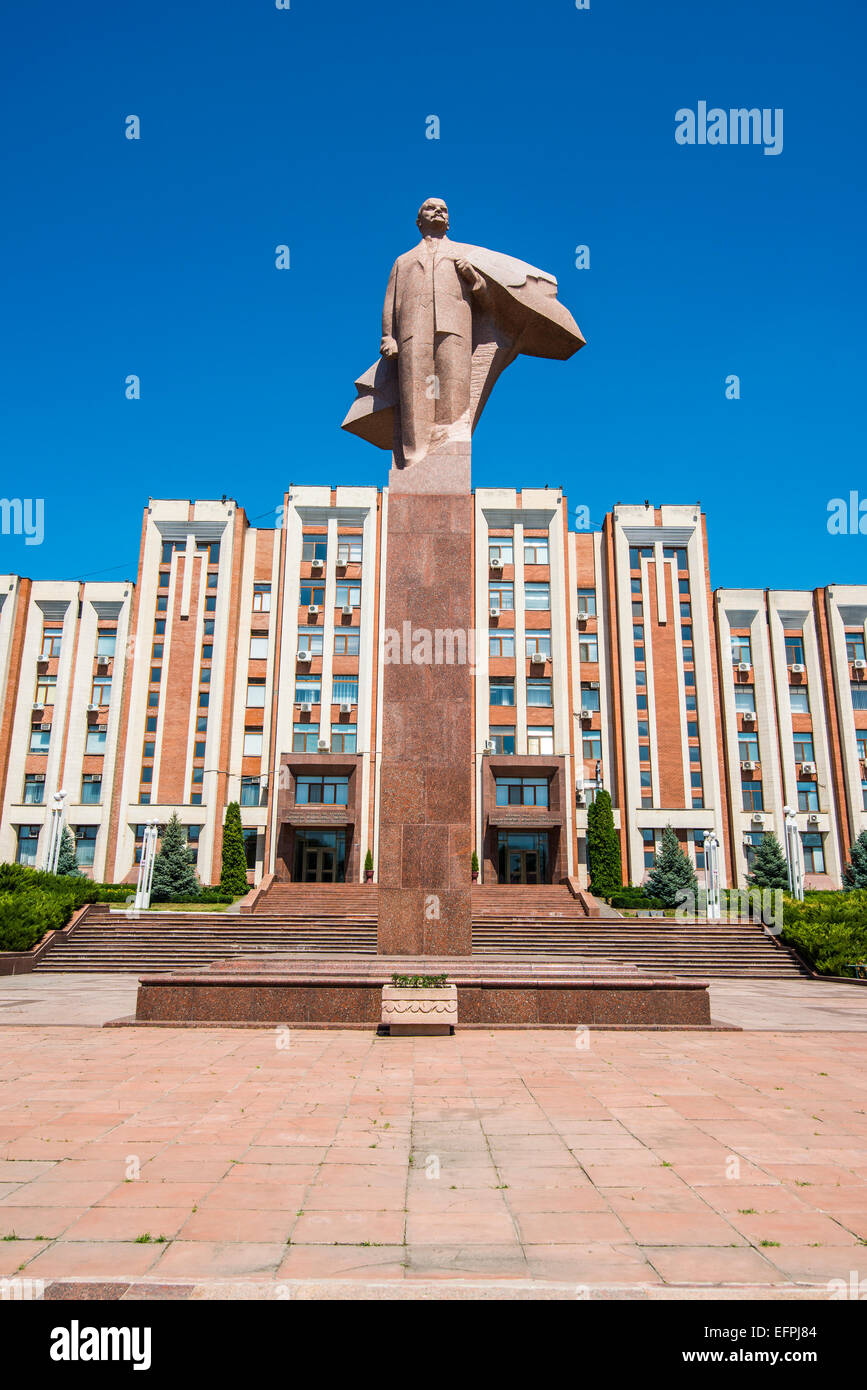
742,711,756,723
489,606,500,619
580,708,594,720
790,663,805,674
310,558,324,571
86,703,98,713
800,761,816,774
576,789,586,807
483,739,495,753
740,760,758,771
737,661,750,673
32,700,44,711
96,654,110,666
296,650,312,662
307,604,320,616
339,701,352,713
298,701,313,713
854,659,866,671
341,604,353,616
489,558,503,572
335,556,348,569
808,813,820,824
530,651,546,666
751,812,765,824
577,613,588,626
317,738,329,752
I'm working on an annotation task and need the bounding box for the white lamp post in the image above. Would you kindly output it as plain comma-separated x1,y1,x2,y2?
702,831,721,921
134,820,159,913
42,789,67,873
783,805,804,901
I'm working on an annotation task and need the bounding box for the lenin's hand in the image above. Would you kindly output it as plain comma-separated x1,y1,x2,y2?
380,336,398,359
456,258,486,294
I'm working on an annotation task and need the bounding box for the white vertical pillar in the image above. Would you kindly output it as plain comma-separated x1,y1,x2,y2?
43,789,67,873
783,805,804,901
703,831,721,920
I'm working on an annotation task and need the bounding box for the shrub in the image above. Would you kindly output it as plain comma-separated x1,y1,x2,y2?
644,826,698,909
844,830,867,888
587,789,622,897
220,802,249,897
151,814,201,901
55,826,84,877
608,886,666,911
0,888,70,952
781,917,867,977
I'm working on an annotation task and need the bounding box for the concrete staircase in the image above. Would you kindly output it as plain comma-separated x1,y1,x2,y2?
35,897,377,973
471,886,806,978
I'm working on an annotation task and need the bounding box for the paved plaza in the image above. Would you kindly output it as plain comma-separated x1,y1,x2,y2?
1,992,867,1296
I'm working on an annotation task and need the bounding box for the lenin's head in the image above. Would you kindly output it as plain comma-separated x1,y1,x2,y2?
417,198,449,235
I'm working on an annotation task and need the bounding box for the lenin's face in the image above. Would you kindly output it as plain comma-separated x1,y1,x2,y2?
417,198,449,234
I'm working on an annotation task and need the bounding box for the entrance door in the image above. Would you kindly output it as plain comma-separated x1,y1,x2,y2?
507,849,540,884
293,830,346,882
498,832,549,884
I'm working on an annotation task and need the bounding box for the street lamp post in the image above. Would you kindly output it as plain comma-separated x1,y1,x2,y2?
42,789,67,874
702,831,721,921
134,820,159,913
783,805,804,901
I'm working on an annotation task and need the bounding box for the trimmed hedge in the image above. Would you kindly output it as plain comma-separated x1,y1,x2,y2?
608,886,666,911
780,889,867,976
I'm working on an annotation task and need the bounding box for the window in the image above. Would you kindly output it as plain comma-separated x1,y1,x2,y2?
684,670,695,687
789,685,810,714
196,540,220,565
240,776,261,807
785,635,805,666
634,647,645,664
642,829,657,868
191,767,204,785
579,636,598,663
336,582,362,608
40,625,62,657
489,726,515,754
152,642,164,659
797,780,819,812
243,729,264,756
743,831,764,871
333,677,358,705
194,742,205,759
687,721,698,738
23,773,44,805
525,632,551,656
80,774,102,805
857,734,867,760
633,624,644,643
735,686,756,713
29,727,50,753
302,537,328,562
295,677,321,704
685,694,696,711
198,691,209,708
693,831,706,870
690,771,702,789
631,579,642,595
846,631,866,662
793,734,815,763
300,584,325,607
524,540,549,565
16,825,40,866
490,678,515,707
488,538,513,564
489,633,515,657
246,681,266,708
85,728,106,754
293,723,320,752
140,765,153,784
852,684,867,712
150,666,162,683
74,825,97,868
527,678,552,707
207,573,219,590
495,777,549,807
297,774,349,806
147,716,158,733
681,626,693,642
580,682,600,711
331,723,356,752
801,832,825,874
738,734,759,762
576,589,596,616
334,628,360,655
156,595,168,612
148,691,159,707
489,582,514,610
298,627,324,654
525,582,550,611
862,781,867,811
689,745,702,763
91,678,112,706
582,730,602,759
682,645,694,664
629,545,653,569
161,540,181,564
742,780,764,812
252,583,271,612
35,674,57,705
203,620,214,636
154,619,165,636
96,630,116,658
196,716,207,733
527,727,554,754
249,635,269,660
337,537,363,564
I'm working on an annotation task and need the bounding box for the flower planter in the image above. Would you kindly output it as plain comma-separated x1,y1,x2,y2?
471,870,478,882
381,983,457,1036
364,869,374,882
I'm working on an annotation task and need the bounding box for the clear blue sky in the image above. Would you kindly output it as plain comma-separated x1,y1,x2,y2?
1,0,864,590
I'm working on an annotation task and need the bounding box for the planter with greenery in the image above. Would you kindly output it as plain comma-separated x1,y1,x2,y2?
382,972,456,1035
471,850,479,882
364,849,374,882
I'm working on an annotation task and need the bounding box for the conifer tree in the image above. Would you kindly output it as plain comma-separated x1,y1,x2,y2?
644,825,698,908
55,826,83,877
150,813,200,900
220,802,249,896
586,788,622,897
844,830,867,889
747,831,790,891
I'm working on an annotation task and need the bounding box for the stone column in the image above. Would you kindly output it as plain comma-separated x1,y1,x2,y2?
377,445,473,955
